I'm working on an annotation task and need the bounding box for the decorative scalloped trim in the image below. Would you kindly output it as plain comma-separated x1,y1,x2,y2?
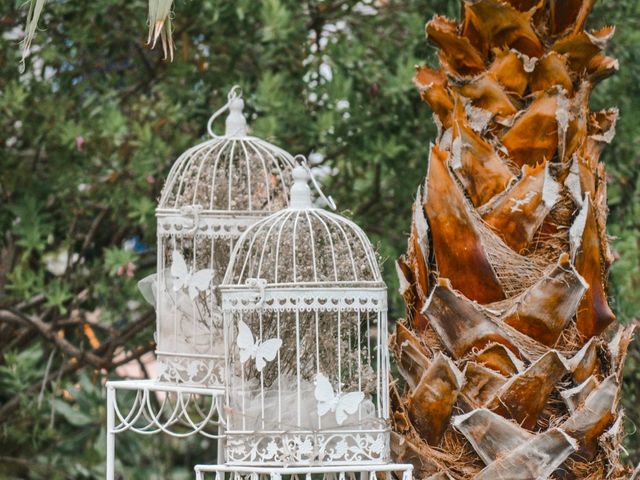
109,380,222,438
157,214,265,239
225,431,389,465
221,288,388,313
156,354,225,387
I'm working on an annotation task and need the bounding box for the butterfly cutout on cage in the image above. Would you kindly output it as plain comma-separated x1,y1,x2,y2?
170,250,215,300
237,320,282,372
314,373,364,425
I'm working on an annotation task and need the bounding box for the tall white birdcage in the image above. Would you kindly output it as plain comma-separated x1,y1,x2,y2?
151,86,295,387
220,161,390,466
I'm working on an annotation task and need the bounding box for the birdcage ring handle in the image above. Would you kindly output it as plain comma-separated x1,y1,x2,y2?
206,85,243,138
294,154,337,211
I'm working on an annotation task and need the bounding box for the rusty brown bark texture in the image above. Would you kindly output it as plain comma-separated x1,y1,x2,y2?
390,1,635,478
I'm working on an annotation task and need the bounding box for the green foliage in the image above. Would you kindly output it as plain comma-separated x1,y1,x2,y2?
0,0,638,477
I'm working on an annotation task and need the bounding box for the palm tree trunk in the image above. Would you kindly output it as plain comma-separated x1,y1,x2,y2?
391,1,634,478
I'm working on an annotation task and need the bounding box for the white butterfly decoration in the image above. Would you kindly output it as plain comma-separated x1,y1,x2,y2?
314,373,364,426
170,250,215,300
236,320,282,372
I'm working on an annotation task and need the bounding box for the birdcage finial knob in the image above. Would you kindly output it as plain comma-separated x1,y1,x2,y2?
224,86,248,137
290,162,312,209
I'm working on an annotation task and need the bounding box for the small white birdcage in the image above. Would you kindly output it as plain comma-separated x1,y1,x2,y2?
150,86,294,387
220,161,390,466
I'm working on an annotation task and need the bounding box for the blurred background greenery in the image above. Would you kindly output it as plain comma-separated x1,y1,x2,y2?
0,0,638,478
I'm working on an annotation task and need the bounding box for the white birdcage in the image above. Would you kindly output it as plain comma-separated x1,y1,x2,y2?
150,86,295,388
220,161,390,466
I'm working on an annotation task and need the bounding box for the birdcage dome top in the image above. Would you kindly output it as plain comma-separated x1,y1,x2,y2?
223,164,383,287
158,87,294,214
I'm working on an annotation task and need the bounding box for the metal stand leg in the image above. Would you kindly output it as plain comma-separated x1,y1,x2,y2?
106,385,116,480
216,395,225,464
216,426,224,465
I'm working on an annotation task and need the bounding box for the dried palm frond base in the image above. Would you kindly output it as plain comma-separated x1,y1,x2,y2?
391,0,635,478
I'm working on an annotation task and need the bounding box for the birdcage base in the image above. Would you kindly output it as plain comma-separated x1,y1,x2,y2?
156,353,225,387
194,464,414,480
225,429,389,466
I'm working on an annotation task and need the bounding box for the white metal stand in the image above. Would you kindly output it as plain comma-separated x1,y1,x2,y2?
106,379,224,480
194,464,414,480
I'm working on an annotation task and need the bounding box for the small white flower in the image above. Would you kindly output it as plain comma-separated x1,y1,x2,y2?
264,441,279,459
336,99,350,111
43,249,79,276
370,436,385,454
186,361,200,379
308,151,324,165
334,440,349,457
298,438,313,456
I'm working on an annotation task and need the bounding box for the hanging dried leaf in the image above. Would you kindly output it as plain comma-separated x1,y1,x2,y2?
19,0,47,72
147,0,175,61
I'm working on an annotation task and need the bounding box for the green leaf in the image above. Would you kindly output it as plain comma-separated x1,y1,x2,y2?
53,399,93,427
